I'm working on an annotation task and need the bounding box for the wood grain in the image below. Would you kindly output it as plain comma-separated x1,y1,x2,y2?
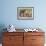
2,32,45,46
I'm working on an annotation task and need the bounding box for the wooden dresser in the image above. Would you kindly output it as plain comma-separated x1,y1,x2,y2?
2,32,45,46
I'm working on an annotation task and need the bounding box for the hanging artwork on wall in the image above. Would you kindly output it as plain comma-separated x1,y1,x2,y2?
17,7,34,20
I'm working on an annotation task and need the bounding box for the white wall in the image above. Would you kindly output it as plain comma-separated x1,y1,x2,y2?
0,0,46,29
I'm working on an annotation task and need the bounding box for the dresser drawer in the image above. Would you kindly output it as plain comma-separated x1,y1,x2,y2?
3,35,23,44
3,43,23,46
24,32,44,36
32,36,45,44
24,36,32,42
32,44,44,46
3,32,23,36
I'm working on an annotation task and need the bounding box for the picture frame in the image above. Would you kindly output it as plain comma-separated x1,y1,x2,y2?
17,7,34,20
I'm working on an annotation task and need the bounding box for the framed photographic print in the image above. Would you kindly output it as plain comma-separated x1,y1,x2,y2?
17,7,34,20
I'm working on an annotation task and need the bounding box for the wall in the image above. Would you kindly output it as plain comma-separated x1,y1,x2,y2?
0,0,46,44
0,0,46,29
